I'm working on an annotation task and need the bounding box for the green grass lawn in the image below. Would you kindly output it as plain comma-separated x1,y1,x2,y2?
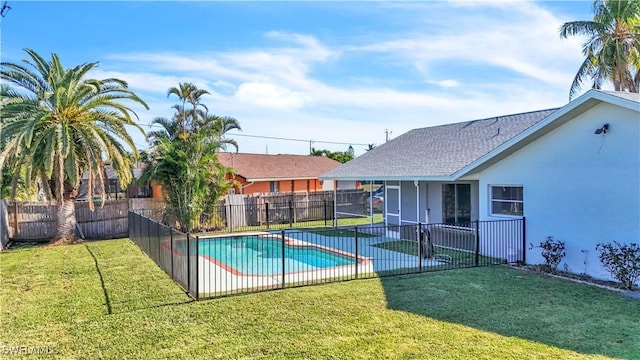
373,239,504,266
306,228,377,238
1,239,639,359
205,213,384,235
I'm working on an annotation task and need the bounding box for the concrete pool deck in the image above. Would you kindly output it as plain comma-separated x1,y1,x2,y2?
196,230,443,296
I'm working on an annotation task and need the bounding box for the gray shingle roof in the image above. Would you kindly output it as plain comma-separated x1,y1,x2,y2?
601,91,640,103
322,108,559,180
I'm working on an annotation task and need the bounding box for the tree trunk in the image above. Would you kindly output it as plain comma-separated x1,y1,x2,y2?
50,183,80,245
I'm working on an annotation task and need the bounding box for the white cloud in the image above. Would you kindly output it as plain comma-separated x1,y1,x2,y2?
349,1,585,88
234,82,307,110
98,2,595,156
428,79,460,88
90,70,209,94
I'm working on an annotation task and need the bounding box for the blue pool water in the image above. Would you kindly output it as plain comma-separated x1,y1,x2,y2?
199,236,357,275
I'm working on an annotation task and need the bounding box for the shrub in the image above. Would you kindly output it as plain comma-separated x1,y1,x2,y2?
596,241,640,290
530,236,566,273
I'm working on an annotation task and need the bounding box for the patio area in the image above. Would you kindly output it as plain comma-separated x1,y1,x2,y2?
197,228,463,296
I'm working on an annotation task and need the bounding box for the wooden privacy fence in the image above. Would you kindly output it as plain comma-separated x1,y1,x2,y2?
2,190,369,242
5,199,167,242
226,189,368,228
1,200,10,249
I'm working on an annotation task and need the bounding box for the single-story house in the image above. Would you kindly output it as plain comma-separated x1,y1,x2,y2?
321,90,639,282
217,152,358,195
78,165,151,200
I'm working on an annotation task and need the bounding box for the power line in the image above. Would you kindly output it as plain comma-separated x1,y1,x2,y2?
136,122,370,147
228,133,369,147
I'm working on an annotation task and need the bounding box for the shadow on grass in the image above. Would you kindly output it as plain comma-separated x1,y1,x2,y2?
84,244,113,315
83,240,194,315
379,266,640,359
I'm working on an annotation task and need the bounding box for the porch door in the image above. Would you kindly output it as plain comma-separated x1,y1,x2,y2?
385,186,400,226
443,184,471,225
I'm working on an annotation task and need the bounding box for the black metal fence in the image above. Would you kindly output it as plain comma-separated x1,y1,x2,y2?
129,210,525,300
128,211,199,298
135,199,375,234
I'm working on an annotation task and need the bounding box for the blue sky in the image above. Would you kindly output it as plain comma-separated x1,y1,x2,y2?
2,1,595,156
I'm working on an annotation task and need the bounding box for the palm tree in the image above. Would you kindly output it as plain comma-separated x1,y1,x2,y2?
0,49,148,244
560,0,640,99
310,148,354,163
167,82,210,132
202,114,242,152
140,84,240,232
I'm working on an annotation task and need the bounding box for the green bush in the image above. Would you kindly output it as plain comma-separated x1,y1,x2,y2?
530,236,566,273
596,241,640,290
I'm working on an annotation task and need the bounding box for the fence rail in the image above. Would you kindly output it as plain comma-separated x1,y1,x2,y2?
129,210,525,300
129,211,198,298
138,199,339,234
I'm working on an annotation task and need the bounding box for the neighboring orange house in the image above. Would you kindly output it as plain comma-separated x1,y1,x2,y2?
217,152,347,195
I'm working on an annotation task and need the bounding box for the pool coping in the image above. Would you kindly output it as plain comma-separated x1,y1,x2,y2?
198,232,372,277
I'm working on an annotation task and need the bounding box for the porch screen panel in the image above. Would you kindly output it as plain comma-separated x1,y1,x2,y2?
387,188,399,214
457,184,471,224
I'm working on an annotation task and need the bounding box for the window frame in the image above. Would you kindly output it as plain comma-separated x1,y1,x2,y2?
442,183,472,225
489,185,524,217
269,181,279,193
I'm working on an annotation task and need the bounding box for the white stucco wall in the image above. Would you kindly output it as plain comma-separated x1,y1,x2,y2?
336,181,358,190
477,102,639,282
322,180,359,191
322,180,335,191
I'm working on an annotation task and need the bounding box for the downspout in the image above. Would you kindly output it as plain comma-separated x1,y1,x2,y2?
383,180,387,225
414,180,419,225
333,183,337,228
240,181,255,194
369,180,373,227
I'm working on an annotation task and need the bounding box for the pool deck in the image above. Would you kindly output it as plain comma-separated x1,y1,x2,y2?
197,230,442,296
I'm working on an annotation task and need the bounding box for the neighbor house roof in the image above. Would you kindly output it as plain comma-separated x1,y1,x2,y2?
218,152,342,182
321,89,639,181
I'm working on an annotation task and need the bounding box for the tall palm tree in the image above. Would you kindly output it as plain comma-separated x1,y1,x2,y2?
202,114,242,152
167,82,210,132
140,84,240,232
0,49,148,244
560,0,640,99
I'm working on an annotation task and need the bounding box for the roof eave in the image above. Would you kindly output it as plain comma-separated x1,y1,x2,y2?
319,175,457,182
244,176,322,182
453,89,639,179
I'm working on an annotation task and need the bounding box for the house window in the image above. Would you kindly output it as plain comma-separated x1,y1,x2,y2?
490,186,523,216
269,181,279,193
443,184,471,225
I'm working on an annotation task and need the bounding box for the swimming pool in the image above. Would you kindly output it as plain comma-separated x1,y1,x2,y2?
199,234,362,275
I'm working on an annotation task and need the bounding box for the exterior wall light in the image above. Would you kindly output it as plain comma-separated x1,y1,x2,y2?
594,123,609,134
